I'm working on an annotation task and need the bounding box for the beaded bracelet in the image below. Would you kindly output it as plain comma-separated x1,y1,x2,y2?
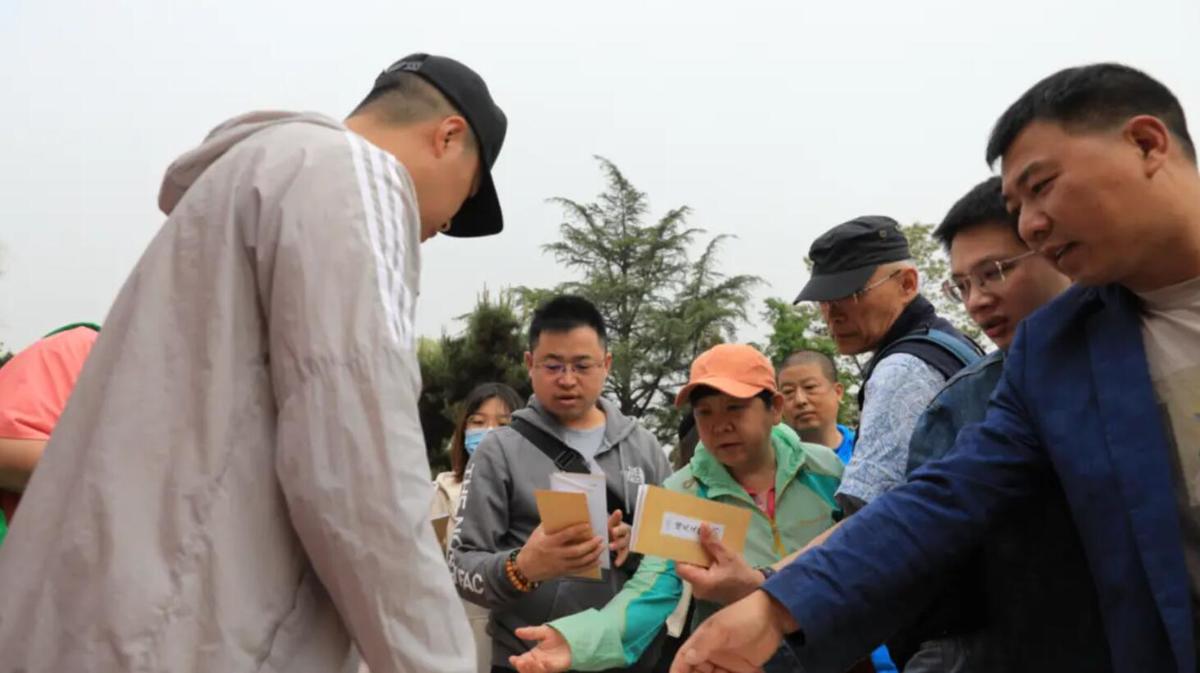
505,549,540,592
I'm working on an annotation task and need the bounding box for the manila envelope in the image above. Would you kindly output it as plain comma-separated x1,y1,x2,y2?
431,514,450,546
534,489,603,579
630,485,751,567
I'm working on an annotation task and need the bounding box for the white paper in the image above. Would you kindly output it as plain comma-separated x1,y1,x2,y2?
550,472,611,570
630,484,649,549
660,513,726,542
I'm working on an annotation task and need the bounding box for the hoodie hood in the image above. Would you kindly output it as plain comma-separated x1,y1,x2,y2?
158,111,347,215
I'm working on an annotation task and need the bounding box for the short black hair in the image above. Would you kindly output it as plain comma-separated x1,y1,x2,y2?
350,72,476,148
933,177,1018,251
528,295,608,351
688,385,774,408
779,350,838,384
986,63,1195,166
674,412,699,469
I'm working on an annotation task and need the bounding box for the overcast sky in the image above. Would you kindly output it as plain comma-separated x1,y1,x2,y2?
2,0,1198,352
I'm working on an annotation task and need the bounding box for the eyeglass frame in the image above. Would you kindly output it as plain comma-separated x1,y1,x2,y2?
818,268,905,309
941,249,1038,303
533,359,604,378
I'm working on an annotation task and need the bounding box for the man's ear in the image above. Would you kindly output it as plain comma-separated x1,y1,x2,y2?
833,382,845,400
899,267,921,299
1124,115,1172,178
432,115,471,158
770,392,785,424
524,351,534,371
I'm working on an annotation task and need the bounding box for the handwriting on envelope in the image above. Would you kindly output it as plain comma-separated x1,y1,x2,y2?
630,484,750,567
661,513,726,542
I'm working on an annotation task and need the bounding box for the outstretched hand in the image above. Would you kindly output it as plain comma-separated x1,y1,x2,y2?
510,625,572,673
669,590,797,673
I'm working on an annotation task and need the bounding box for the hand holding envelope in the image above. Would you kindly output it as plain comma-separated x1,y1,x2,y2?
630,485,751,567
517,502,605,583
607,509,632,567
532,472,632,580
675,523,766,605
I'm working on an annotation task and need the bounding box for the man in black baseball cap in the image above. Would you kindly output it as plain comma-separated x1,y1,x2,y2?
793,215,982,515
0,52,511,673
349,52,507,238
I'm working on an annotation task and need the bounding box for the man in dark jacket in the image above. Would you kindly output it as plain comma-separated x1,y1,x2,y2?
889,177,1104,673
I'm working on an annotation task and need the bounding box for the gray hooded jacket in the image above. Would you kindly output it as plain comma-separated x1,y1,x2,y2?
448,396,673,670
0,112,473,672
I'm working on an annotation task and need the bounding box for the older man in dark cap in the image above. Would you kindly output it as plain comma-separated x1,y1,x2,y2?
794,216,982,517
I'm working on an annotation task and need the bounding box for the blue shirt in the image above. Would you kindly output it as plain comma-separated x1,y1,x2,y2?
832,424,897,673
838,354,945,507
834,425,856,465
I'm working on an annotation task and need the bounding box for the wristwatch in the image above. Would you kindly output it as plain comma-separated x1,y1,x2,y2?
757,565,777,582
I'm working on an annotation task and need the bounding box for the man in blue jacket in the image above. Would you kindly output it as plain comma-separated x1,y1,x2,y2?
670,62,1200,673
890,177,1103,673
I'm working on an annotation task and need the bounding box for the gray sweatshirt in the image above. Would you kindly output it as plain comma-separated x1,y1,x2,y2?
0,113,472,672
447,396,673,670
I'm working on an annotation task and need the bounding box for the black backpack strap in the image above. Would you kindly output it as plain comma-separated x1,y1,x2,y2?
883,330,982,380
508,416,631,518
510,416,591,474
858,328,984,409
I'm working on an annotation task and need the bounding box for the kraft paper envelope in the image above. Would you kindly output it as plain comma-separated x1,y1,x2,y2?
534,489,603,579
431,514,450,544
630,484,751,567
550,472,611,570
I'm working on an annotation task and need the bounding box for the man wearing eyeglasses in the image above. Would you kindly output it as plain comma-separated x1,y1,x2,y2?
793,217,983,520
449,294,672,672
887,177,1099,673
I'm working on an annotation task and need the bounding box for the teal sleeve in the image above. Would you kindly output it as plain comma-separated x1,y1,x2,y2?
548,555,683,670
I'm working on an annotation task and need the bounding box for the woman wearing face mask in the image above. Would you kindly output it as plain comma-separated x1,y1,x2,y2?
432,382,524,549
431,382,523,672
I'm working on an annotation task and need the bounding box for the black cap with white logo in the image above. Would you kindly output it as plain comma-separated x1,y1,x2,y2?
370,53,507,237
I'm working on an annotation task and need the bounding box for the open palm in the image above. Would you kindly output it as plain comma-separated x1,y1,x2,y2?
510,625,572,673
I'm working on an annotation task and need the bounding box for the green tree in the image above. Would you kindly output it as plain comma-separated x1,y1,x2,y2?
532,156,762,442
418,289,531,474
906,221,982,343
759,298,861,425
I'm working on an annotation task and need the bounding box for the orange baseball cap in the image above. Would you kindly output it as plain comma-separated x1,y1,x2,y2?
674,344,778,408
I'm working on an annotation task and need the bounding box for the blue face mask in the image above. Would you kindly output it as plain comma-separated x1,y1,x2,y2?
464,427,491,456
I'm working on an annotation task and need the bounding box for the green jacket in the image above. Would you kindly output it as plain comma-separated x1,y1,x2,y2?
549,424,843,670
